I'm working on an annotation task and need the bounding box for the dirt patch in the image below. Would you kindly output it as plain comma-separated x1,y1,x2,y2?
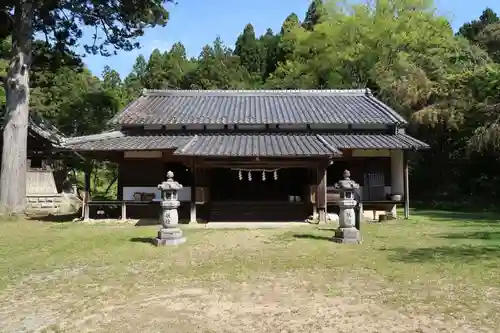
0,275,490,333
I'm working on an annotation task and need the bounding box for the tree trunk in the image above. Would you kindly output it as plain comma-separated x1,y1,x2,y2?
0,1,33,215
103,174,118,197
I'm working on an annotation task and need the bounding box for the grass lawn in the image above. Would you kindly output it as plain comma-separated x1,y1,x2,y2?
1,211,500,333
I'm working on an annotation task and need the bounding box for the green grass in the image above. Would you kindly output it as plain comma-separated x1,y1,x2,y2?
1,210,500,332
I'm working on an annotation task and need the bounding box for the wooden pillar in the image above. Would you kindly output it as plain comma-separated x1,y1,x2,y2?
403,151,410,219
190,159,197,224
121,202,127,221
117,154,123,200
310,168,318,218
83,169,91,221
316,162,327,223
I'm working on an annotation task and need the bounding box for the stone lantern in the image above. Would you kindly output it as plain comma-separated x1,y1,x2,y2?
331,170,362,244
154,171,186,246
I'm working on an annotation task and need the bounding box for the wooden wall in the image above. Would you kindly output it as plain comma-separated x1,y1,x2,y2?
328,157,391,186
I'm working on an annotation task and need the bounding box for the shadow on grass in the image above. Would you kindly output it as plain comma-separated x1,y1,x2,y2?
385,245,500,263
413,209,500,224
134,219,160,227
130,237,156,245
293,234,332,241
27,213,78,223
440,231,500,241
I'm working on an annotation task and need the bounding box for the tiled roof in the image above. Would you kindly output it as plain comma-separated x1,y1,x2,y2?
321,133,429,150
63,131,191,151
174,134,342,157
63,131,428,154
110,89,407,126
24,114,65,147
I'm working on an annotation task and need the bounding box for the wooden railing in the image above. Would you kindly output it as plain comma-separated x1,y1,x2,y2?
82,187,210,220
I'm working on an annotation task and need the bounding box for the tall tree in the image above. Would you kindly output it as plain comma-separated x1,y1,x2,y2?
259,29,279,79
234,24,263,75
124,55,148,100
457,8,499,42
102,66,127,108
476,23,500,63
185,37,249,89
144,49,168,89
0,0,172,214
276,13,302,65
303,0,325,31
458,8,500,63
164,42,193,89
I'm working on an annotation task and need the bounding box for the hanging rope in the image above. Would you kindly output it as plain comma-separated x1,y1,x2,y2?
232,168,281,181
231,168,281,173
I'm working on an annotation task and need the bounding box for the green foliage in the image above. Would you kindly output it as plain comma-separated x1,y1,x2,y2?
2,0,171,56
183,38,251,89
234,24,264,75
303,0,326,31
457,8,499,42
458,8,500,63
3,0,500,205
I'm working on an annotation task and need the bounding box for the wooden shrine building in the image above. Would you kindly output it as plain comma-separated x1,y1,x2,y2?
0,114,73,213
62,89,429,222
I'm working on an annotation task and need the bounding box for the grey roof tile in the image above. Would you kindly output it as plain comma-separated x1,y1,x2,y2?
320,133,429,150
174,133,342,157
24,114,66,147
110,89,407,126
62,131,428,154
63,132,191,151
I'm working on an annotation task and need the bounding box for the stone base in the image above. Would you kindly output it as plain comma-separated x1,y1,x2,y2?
154,227,186,246
331,227,362,244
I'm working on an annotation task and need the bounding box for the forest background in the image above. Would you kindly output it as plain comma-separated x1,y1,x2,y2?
2,0,500,210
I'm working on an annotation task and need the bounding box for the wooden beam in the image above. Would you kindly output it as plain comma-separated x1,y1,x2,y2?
403,150,410,219
197,159,321,169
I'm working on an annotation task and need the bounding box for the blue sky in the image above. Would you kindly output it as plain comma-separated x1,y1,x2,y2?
81,0,500,78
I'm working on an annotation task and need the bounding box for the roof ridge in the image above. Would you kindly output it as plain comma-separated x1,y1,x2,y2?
142,88,370,96
362,95,407,125
315,134,342,156
175,134,198,154
63,131,124,146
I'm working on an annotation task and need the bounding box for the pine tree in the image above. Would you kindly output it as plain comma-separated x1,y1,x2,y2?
235,24,263,74
303,0,325,31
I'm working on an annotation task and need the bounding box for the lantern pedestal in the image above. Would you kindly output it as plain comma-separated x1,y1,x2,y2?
154,171,186,246
331,228,361,244
155,227,186,246
331,199,362,244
